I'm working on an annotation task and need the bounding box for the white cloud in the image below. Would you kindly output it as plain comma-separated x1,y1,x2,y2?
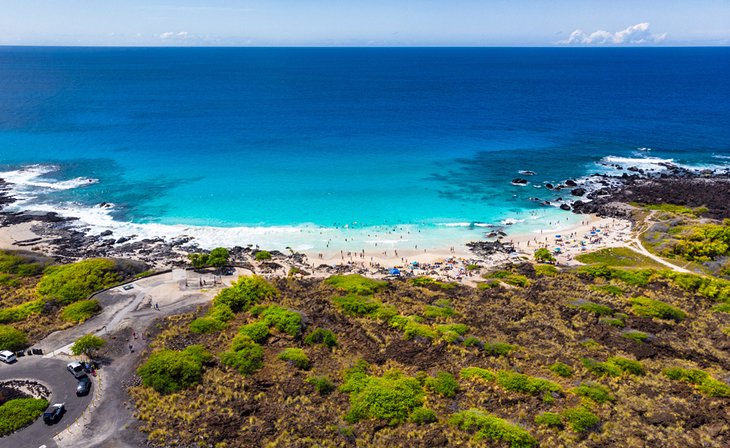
560,23,667,45
158,31,189,40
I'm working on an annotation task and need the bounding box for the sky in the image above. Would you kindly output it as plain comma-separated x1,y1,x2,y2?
0,0,728,46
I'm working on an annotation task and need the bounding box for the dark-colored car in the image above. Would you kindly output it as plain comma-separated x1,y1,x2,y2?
43,403,65,424
76,375,91,396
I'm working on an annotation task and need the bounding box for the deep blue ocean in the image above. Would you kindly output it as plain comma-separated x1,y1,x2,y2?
0,47,728,250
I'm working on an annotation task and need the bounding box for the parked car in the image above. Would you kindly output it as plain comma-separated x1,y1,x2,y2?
76,375,91,396
43,403,65,424
0,350,16,363
67,361,85,378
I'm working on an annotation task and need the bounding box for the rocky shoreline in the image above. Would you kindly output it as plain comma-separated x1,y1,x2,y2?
1,161,729,267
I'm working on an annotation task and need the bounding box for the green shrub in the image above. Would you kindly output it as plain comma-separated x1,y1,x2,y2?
534,412,563,429
549,362,573,378
460,367,496,382
622,330,649,342
278,348,310,369
409,407,437,425
423,299,455,319
578,265,654,286
213,275,277,313
0,325,27,351
483,342,516,356
713,303,730,313
582,357,644,377
463,336,483,348
304,328,338,348
495,370,561,396
424,371,459,398
325,274,386,295
37,258,121,304
61,299,101,323
307,376,335,395
0,398,49,436
534,247,556,263
137,345,211,394
0,299,45,324
449,408,537,448
600,317,626,327
254,250,272,261
534,264,558,277
561,406,600,433
390,315,438,340
257,305,303,337
221,335,264,375
342,368,425,426
239,320,270,342
504,274,530,288
576,301,614,316
0,251,45,276
70,334,106,357
573,382,615,404
333,294,382,317
478,280,501,289
435,323,468,343
629,296,686,322
664,367,730,398
189,316,227,334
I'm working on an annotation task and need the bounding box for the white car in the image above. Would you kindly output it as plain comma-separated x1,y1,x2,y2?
0,350,16,363
67,361,85,377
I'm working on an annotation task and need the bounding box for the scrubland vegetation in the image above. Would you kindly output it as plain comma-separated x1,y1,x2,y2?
129,260,730,447
0,252,141,351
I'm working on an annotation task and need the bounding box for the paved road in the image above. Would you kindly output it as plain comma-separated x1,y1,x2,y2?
0,357,93,448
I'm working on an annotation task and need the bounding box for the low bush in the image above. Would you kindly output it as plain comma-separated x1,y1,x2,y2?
549,362,573,378
435,323,468,343
221,334,264,375
629,296,686,322
37,258,121,304
0,398,49,436
254,250,272,261
0,325,27,351
213,275,278,313
534,264,558,277
582,357,644,377
424,371,459,398
409,407,437,425
390,315,438,340
573,382,615,404
460,367,496,382
463,336,483,348
483,342,517,356
0,299,45,324
341,365,425,426
576,301,614,316
307,376,335,395
278,348,310,369
61,299,101,323
449,408,537,448
561,406,600,433
600,317,626,327
256,305,303,337
239,320,270,342
333,294,382,317
622,329,649,342
325,274,386,295
423,299,455,318
534,412,563,429
189,316,228,334
495,371,561,396
664,367,730,398
137,345,211,394
304,328,338,348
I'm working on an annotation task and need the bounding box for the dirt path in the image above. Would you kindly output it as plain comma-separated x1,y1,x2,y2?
625,211,692,274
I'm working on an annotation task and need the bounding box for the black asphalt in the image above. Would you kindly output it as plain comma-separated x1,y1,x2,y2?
0,357,93,448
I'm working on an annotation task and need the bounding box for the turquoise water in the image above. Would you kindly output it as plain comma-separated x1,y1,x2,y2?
0,47,728,250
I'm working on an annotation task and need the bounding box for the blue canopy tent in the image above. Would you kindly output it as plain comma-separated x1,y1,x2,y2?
389,268,401,276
